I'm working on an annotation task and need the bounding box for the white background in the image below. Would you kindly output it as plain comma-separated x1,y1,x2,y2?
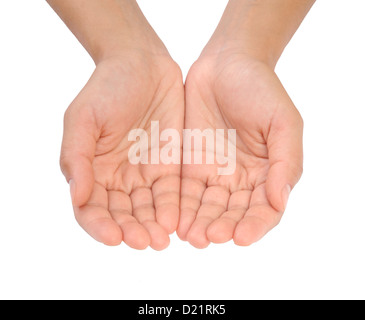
0,0,364,300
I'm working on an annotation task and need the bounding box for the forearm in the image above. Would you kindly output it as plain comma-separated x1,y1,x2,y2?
203,0,315,68
46,0,166,64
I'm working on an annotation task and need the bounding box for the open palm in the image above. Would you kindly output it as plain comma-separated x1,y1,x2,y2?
60,55,184,250
178,55,303,248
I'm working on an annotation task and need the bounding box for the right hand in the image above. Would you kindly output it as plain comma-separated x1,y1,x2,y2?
60,53,184,250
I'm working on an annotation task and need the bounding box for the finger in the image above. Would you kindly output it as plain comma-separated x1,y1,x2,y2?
130,187,169,251
266,108,303,213
74,182,122,246
186,185,229,249
177,177,206,241
207,189,251,243
152,175,180,234
108,190,150,250
234,184,282,246
60,106,98,207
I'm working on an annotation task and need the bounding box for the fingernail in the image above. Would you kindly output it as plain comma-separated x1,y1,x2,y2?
69,179,75,205
281,184,291,211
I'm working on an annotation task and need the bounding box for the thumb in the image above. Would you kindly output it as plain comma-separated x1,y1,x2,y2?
265,109,304,213
60,106,97,207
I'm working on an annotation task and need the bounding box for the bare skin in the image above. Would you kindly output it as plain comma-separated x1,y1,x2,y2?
48,0,315,249
62,56,184,250
178,0,315,247
178,54,303,247
49,0,184,250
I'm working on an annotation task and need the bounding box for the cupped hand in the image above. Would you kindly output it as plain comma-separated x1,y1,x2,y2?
178,54,303,248
60,54,184,250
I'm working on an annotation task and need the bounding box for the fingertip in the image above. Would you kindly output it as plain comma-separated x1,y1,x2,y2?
156,204,179,235
233,219,261,247
64,159,94,207
281,184,291,212
186,217,212,249
233,207,281,246
207,218,236,244
104,232,123,246
87,218,123,246
143,221,170,251
122,222,151,250
69,179,76,205
187,233,210,249
265,161,298,213
176,227,188,241
152,236,170,251
176,208,196,241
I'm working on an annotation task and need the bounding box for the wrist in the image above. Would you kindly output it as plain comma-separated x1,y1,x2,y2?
91,5,170,64
93,28,169,66
47,0,169,65
199,0,315,69
200,38,277,70
200,0,284,69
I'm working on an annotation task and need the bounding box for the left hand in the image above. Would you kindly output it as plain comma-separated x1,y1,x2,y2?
178,53,303,248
